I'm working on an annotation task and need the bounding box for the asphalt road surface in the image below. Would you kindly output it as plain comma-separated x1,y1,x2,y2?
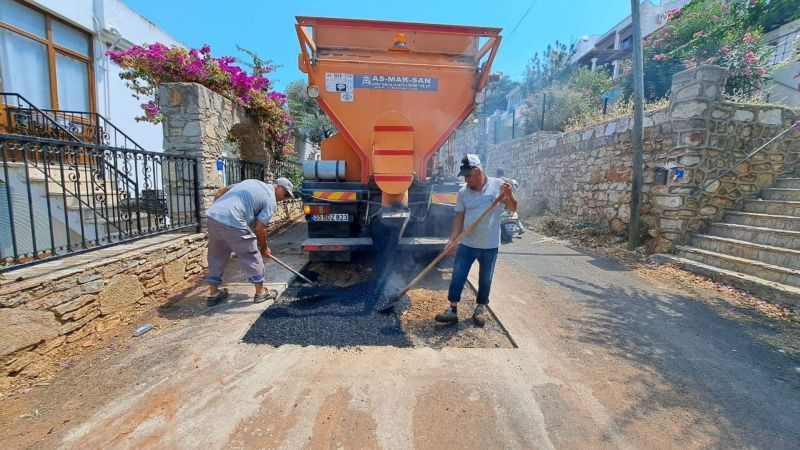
2,226,798,449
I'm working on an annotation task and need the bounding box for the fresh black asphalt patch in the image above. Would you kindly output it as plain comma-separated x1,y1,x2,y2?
241,280,413,347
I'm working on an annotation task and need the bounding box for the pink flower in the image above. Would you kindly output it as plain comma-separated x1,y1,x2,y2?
268,92,287,102
683,59,697,69
664,7,681,21
743,32,755,44
711,15,720,23
693,30,705,39
704,57,717,65
653,53,668,61
744,51,757,65
757,68,766,76
720,46,731,55
140,100,160,123
721,4,729,12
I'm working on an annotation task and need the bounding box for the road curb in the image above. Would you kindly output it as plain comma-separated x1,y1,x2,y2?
466,272,519,348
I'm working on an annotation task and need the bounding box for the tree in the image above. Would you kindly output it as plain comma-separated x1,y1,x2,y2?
285,80,337,145
523,40,577,93
235,45,275,79
747,0,800,32
484,75,521,115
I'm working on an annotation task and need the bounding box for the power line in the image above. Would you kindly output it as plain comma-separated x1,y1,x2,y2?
508,0,538,37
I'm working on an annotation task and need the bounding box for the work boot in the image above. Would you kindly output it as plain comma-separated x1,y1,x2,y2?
207,288,229,306
434,308,458,324
473,306,487,327
254,289,278,304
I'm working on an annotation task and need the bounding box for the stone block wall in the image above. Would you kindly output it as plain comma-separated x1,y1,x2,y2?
0,233,207,380
270,199,304,232
486,65,800,252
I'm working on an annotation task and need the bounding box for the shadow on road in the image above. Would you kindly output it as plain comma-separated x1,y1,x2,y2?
542,273,800,448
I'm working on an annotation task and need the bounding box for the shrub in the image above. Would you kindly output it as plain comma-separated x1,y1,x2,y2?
524,67,613,133
564,97,669,132
524,40,577,93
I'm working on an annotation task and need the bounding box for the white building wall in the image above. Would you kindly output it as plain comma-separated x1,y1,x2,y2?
24,0,183,152
763,19,800,108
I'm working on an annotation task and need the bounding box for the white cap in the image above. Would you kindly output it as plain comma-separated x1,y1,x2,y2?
275,177,295,198
458,154,482,176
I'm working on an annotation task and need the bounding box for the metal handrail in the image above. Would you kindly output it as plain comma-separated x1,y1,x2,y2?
1,93,82,142
221,156,266,186
691,120,800,197
37,107,150,152
1,93,145,198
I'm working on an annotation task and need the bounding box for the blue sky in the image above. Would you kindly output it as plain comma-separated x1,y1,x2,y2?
123,0,635,91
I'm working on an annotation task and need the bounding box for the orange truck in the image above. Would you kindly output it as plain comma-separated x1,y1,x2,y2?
295,16,501,260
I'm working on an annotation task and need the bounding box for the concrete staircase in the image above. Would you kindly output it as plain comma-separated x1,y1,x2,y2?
657,170,800,306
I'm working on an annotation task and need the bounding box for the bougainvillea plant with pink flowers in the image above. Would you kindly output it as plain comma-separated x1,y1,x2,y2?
108,43,292,151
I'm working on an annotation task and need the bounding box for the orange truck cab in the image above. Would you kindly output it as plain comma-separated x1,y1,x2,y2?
295,16,501,260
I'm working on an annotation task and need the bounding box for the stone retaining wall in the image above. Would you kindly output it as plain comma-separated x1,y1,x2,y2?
271,199,303,232
0,233,207,381
486,65,800,252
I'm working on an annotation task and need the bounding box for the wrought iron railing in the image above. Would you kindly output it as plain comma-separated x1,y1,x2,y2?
1,93,146,200
220,157,266,186
37,108,149,151
0,93,82,142
273,158,302,180
0,133,201,271
1,93,150,152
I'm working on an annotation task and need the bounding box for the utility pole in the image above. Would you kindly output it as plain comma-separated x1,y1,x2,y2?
627,0,645,250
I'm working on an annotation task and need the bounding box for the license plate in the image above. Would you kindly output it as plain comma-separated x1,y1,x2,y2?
310,213,351,222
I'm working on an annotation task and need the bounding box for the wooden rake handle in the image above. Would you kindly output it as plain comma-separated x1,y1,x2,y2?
396,195,503,298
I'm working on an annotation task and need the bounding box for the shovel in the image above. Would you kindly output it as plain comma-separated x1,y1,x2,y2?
268,254,315,285
375,195,503,312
